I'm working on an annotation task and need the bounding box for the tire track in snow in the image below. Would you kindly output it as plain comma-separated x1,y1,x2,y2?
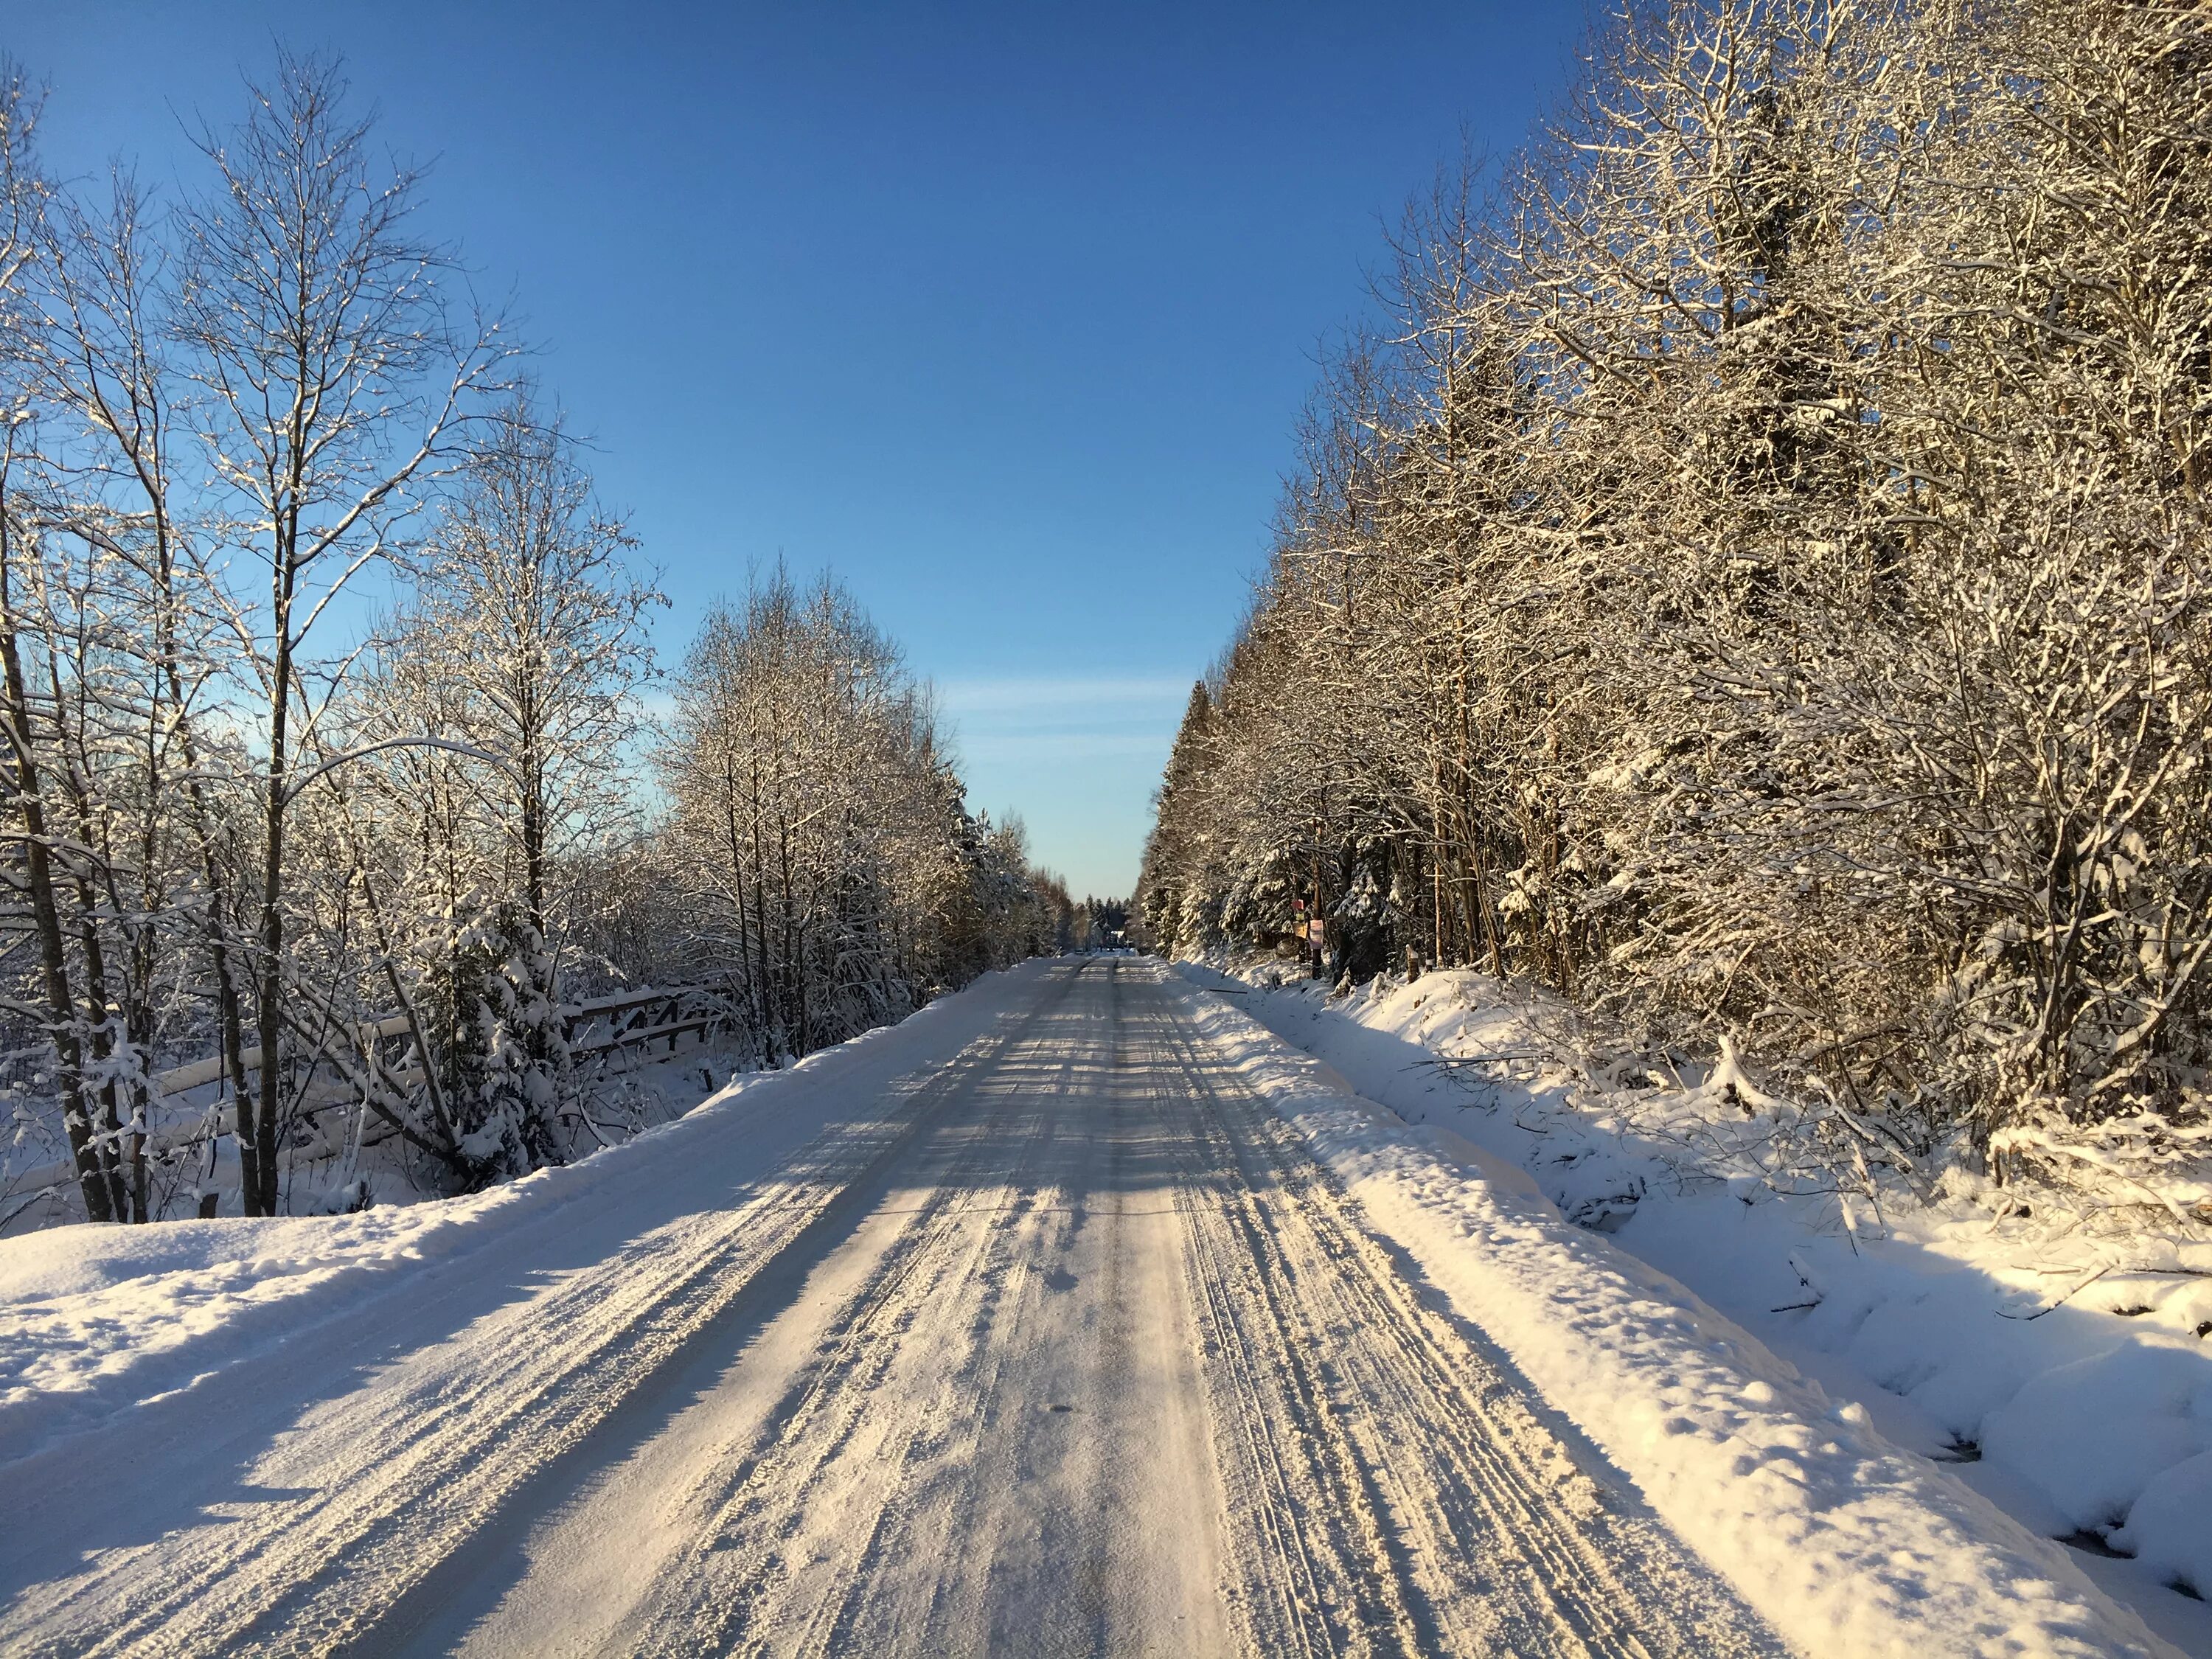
612,1152,1037,1651
611,961,1151,1655
1145,969,1778,1659
546,959,1779,1658
3,960,1786,1657
0,969,1088,1659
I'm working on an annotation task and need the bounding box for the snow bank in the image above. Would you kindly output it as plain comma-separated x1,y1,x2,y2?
0,970,1031,1472
0,1185,526,1467
1186,959,2212,1649
1169,966,2180,1659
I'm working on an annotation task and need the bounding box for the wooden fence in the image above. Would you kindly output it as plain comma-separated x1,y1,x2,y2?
0,985,734,1228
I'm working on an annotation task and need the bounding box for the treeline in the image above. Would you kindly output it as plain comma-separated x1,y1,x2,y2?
0,54,1060,1228
644,567,1063,1062
1064,895,1131,951
1139,0,2212,1214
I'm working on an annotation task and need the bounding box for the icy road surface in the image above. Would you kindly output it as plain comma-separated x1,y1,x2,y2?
2,959,1785,1657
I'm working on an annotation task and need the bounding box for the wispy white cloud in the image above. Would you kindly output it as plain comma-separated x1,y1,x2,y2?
957,732,1175,765
933,675,1193,714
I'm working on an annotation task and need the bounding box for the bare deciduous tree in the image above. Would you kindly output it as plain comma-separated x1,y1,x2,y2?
173,50,514,1214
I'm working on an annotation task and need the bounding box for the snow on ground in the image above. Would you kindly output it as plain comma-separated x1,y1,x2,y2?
4,959,1781,1657
2,954,2198,1656
0,973,1026,1476
1,1014,757,1239
1178,956,2212,1657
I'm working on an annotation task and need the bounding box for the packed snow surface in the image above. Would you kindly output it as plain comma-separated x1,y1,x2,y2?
1182,956,2212,1655
0,958,2177,1655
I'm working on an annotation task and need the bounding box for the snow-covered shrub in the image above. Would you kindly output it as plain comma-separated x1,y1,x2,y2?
432,905,569,1186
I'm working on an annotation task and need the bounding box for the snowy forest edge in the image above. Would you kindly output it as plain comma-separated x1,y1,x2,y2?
0,53,1119,1234
1135,0,2212,1248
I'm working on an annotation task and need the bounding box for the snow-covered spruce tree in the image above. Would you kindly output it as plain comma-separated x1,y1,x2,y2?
425,900,566,1185
1137,680,1217,952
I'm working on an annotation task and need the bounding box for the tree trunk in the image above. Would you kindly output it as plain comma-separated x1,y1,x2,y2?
0,531,116,1221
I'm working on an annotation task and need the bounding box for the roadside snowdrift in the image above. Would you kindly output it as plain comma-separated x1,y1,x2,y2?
1168,964,2183,1659
0,970,1030,1474
1183,960,2212,1649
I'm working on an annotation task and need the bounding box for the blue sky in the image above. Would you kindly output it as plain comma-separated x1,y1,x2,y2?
11,2,1587,897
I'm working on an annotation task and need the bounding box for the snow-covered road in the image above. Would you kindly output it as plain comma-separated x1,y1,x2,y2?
1,958,1795,1657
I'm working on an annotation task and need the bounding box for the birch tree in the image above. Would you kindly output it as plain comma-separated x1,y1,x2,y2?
172,50,512,1215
